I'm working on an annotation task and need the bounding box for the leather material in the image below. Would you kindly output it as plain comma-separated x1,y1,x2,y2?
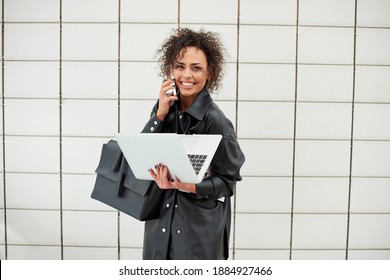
141,88,245,259
91,139,165,221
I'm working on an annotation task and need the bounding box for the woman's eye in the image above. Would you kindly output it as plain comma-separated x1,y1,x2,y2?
174,64,185,70
192,66,203,72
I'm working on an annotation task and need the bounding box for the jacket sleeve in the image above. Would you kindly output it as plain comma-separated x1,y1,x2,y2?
195,108,245,200
141,101,164,133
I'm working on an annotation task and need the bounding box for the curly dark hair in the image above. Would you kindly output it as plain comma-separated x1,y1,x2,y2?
156,28,226,93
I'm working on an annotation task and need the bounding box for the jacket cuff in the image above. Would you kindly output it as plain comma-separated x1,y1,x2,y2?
195,177,214,199
142,113,163,133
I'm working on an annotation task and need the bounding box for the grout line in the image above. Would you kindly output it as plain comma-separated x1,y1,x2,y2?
117,0,121,261
177,0,181,30
231,0,241,260
345,0,359,261
288,0,300,260
1,0,8,260
59,0,64,260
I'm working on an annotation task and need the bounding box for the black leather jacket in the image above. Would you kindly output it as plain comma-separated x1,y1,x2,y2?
141,88,245,260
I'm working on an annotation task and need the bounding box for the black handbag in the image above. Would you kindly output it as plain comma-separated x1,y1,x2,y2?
91,139,165,221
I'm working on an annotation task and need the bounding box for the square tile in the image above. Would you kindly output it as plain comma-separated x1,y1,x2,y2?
4,0,60,22
62,23,118,60
295,102,352,139
181,0,237,24
348,214,390,249
4,62,59,98
236,177,292,213
293,178,349,213
356,28,390,65
294,140,351,177
5,99,59,136
352,141,390,177
240,26,296,63
357,0,390,27
297,65,354,102
353,104,390,140
61,99,117,137
299,0,355,26
62,211,118,246
5,136,60,173
235,214,291,249
238,102,295,138
239,63,296,101
7,209,61,245
121,0,177,23
355,66,390,102
292,214,348,249
240,0,297,25
4,23,60,60
62,0,118,22
6,173,60,210
239,139,293,177
62,62,118,99
298,26,354,64
350,178,390,213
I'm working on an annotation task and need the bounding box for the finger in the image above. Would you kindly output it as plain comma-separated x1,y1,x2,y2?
148,168,159,184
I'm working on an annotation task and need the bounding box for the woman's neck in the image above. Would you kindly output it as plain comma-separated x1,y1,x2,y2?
179,94,197,112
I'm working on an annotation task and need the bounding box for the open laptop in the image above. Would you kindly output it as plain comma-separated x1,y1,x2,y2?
115,133,222,184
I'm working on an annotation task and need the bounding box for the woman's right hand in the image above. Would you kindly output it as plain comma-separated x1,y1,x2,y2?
156,78,179,121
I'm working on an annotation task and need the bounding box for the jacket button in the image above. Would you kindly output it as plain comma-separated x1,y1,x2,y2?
177,230,181,234
154,120,158,125
162,228,166,232
166,203,170,208
175,204,178,208
150,127,154,132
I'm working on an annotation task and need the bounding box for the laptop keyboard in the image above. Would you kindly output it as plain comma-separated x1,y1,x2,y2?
187,154,208,175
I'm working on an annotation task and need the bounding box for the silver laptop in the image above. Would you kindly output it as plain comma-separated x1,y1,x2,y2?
115,133,222,184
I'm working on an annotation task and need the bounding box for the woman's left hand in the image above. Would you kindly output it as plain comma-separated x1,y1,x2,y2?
148,164,196,193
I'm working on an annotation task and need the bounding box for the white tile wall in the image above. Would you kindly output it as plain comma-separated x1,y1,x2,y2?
4,24,60,60
299,0,355,26
121,0,177,23
240,0,297,25
298,27,354,64
62,24,118,60
297,65,353,102
5,0,60,22
356,28,390,65
1,0,389,261
5,62,59,98
62,62,118,99
355,66,390,102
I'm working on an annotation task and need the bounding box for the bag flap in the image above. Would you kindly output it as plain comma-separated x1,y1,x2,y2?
95,139,122,182
122,160,152,197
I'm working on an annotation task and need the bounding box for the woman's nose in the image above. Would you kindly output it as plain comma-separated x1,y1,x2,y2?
183,67,192,77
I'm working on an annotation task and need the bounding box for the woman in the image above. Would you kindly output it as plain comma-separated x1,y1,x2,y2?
141,28,245,260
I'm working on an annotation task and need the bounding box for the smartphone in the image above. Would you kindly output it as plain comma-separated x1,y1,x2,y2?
165,73,177,96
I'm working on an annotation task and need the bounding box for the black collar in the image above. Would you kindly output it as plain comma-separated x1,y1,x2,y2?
179,87,213,121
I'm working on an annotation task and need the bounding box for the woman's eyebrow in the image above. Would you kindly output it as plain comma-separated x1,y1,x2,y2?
175,61,204,66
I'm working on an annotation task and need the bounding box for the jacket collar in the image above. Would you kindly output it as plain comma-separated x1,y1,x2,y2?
179,87,213,121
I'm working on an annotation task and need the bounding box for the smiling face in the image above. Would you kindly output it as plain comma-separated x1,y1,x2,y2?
172,46,211,107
